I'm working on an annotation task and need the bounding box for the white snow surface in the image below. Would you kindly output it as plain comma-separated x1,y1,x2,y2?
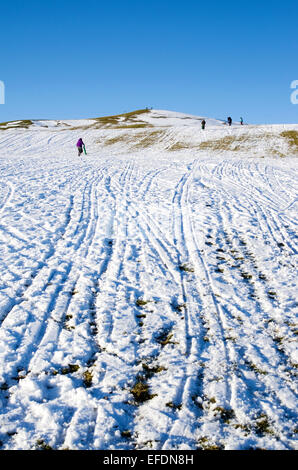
0,109,297,450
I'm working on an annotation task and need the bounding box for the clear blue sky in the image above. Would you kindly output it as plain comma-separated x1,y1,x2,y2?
1,0,297,124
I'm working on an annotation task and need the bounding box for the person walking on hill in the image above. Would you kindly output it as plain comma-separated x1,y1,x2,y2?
227,116,232,126
76,138,85,156
240,117,244,125
201,119,206,130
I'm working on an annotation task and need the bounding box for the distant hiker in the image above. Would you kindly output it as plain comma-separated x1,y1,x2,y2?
240,117,244,125
201,119,206,130
76,138,85,156
227,116,232,126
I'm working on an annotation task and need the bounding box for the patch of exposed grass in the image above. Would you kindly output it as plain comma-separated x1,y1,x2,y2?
142,363,166,379
103,129,165,149
254,413,274,436
197,437,224,450
245,359,268,376
178,263,194,273
136,313,146,320
82,369,93,388
171,301,186,313
93,109,150,127
166,401,182,411
155,328,175,347
215,266,224,274
272,335,284,348
198,135,249,152
104,134,131,146
267,290,277,299
61,364,80,375
136,298,150,307
232,423,251,435
213,406,236,423
51,364,80,375
68,288,79,296
35,439,53,450
271,149,286,158
198,133,283,153
168,142,196,151
130,381,157,403
159,333,174,346
240,271,252,280
0,119,33,130
280,130,298,153
114,123,153,129
133,130,165,148
95,116,119,126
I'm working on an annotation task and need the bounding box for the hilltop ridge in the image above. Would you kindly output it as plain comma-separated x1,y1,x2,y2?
0,108,297,159
0,108,225,130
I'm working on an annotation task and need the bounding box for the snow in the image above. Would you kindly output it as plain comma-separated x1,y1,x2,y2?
0,109,297,450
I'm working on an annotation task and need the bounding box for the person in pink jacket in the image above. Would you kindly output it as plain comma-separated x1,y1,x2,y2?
76,138,85,156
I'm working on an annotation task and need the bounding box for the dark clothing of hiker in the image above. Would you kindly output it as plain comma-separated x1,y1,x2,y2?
76,138,84,156
240,117,244,125
227,117,232,126
201,119,206,130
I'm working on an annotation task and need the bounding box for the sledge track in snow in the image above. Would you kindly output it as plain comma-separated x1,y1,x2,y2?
126,162,205,449
0,182,14,215
0,171,105,383
189,161,298,442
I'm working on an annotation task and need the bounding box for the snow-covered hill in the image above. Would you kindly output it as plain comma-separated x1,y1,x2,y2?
1,108,297,159
0,109,297,450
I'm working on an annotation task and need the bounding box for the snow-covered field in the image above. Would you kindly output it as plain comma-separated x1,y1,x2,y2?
0,109,297,450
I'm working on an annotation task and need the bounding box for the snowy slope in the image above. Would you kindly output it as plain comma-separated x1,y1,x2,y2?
0,109,297,450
